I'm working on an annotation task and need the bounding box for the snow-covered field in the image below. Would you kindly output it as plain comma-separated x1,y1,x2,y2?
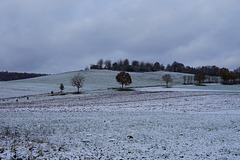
1,70,240,159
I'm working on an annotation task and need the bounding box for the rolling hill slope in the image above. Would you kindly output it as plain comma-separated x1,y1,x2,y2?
0,70,188,98
1,69,240,99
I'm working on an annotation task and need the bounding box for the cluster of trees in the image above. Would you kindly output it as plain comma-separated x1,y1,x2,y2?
185,67,240,85
0,71,48,81
90,59,240,84
90,59,222,75
219,68,239,84
183,75,219,85
90,59,164,72
58,73,85,94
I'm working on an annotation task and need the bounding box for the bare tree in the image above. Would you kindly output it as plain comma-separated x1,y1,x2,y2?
104,60,112,69
123,59,130,66
132,60,139,71
71,73,85,93
187,75,193,84
162,74,173,88
183,75,187,85
97,59,104,69
60,83,64,92
116,71,132,89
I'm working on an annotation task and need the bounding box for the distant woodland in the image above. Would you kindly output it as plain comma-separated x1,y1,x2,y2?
0,71,49,81
90,59,240,84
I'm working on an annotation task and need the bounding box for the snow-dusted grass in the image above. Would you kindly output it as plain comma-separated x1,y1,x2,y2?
1,91,240,159
1,110,240,159
1,70,240,159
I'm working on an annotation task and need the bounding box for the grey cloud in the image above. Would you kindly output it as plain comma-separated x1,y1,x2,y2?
1,0,240,73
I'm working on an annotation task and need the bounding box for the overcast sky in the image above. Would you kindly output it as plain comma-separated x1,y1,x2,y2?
1,0,240,73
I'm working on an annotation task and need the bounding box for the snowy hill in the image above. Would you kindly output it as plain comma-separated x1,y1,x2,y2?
0,70,189,98
1,69,240,99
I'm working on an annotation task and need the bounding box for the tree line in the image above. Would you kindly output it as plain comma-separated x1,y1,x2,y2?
0,71,49,81
90,59,240,84
90,59,164,72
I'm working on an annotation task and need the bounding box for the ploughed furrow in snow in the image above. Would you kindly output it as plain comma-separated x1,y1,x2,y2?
1,91,240,112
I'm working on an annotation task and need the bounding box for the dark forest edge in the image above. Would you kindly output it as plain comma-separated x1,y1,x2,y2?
0,71,49,81
90,59,240,85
